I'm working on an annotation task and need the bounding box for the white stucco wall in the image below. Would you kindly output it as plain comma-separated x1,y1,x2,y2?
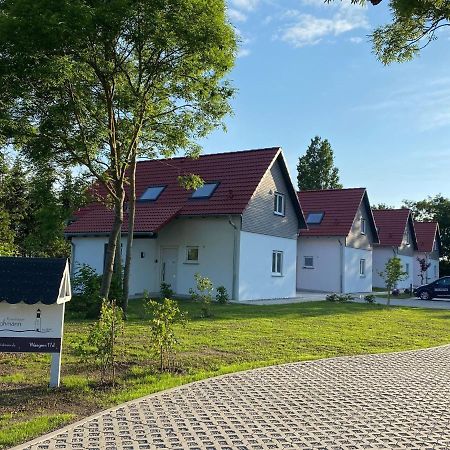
414,253,440,286
71,236,108,275
156,217,236,298
239,231,297,300
373,247,414,289
344,247,372,293
297,237,342,293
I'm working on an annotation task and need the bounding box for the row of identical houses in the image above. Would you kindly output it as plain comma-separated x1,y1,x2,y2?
65,147,442,301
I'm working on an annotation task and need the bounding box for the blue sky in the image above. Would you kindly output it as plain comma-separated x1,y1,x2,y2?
199,0,450,206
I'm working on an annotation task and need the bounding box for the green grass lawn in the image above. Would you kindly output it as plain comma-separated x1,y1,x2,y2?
1,299,450,448
376,293,414,300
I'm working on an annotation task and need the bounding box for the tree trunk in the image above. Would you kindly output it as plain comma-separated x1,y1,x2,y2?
100,189,125,299
122,153,137,317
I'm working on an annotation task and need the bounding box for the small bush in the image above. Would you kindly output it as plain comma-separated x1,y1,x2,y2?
70,264,102,318
404,288,411,295
326,293,340,303
189,273,213,318
364,294,376,304
326,293,353,303
145,297,187,372
160,282,174,299
216,286,229,304
392,288,400,297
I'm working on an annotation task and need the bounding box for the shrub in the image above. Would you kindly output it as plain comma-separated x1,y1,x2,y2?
189,273,213,318
216,286,229,304
392,288,400,297
70,264,102,318
364,294,376,304
326,293,353,303
76,299,124,385
145,297,187,372
326,293,340,303
160,282,174,299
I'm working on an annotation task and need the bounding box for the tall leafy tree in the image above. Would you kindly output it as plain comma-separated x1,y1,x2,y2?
329,1,450,64
297,136,343,191
0,0,236,300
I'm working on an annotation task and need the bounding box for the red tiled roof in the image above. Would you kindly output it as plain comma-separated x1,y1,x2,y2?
372,209,415,247
414,221,439,253
297,188,376,238
65,147,302,235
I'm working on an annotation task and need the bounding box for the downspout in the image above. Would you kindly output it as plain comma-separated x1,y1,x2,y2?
338,239,344,294
228,216,239,301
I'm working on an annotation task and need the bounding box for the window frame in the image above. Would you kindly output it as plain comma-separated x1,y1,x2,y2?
359,258,366,277
306,212,325,225
405,262,410,275
361,217,366,235
191,182,220,199
405,230,410,246
139,185,166,202
303,256,314,269
273,192,285,216
272,250,283,276
185,246,199,264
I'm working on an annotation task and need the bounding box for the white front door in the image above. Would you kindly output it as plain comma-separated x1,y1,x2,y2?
161,247,178,291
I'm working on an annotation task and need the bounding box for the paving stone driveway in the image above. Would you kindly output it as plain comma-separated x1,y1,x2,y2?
15,345,450,450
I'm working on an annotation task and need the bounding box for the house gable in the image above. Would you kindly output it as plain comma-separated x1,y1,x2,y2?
242,153,305,239
346,194,377,249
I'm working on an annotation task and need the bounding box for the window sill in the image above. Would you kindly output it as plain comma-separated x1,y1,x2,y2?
273,212,285,217
360,275,366,278
184,261,199,265
271,273,283,277
303,266,314,269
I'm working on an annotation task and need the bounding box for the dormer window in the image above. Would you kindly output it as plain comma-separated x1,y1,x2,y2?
405,230,410,246
140,186,166,201
274,192,285,216
191,182,219,199
306,212,324,225
361,217,366,235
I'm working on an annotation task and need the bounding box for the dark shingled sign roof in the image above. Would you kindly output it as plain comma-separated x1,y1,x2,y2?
0,257,68,305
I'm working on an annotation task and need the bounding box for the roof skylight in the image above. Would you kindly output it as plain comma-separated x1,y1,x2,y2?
140,186,166,201
306,212,324,225
191,182,219,199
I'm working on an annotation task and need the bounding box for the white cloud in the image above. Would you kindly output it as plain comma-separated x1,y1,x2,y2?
277,1,369,47
228,8,247,22
349,36,363,44
237,48,251,58
230,0,258,12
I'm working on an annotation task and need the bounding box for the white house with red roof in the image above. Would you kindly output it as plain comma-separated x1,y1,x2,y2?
66,148,307,301
296,188,379,293
372,209,418,290
414,221,441,285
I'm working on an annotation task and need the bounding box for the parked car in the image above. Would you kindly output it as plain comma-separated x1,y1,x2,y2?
414,276,450,300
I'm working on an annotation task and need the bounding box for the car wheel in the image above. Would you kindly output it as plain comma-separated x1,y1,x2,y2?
420,291,431,300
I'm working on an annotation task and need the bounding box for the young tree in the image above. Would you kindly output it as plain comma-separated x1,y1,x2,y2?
297,136,342,191
378,256,408,306
417,257,431,285
0,0,236,300
328,1,450,64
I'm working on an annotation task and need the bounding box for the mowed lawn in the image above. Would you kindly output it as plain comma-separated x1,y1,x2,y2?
1,299,450,448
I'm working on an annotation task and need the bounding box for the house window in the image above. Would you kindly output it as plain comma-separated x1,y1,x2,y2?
191,182,219,199
434,265,437,278
405,262,410,275
433,240,438,251
186,246,199,263
359,259,366,276
272,251,283,276
304,256,314,269
140,186,166,201
405,230,410,246
361,218,366,235
306,212,324,225
274,192,285,216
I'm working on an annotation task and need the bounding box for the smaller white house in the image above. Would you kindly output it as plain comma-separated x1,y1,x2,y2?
296,188,379,294
66,147,307,302
372,209,418,290
414,221,441,286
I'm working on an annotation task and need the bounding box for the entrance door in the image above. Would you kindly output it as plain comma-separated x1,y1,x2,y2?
161,247,178,291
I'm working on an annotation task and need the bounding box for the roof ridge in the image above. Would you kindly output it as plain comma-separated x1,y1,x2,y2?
298,187,366,194
136,147,281,165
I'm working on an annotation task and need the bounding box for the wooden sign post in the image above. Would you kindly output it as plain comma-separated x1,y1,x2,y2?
0,257,71,388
